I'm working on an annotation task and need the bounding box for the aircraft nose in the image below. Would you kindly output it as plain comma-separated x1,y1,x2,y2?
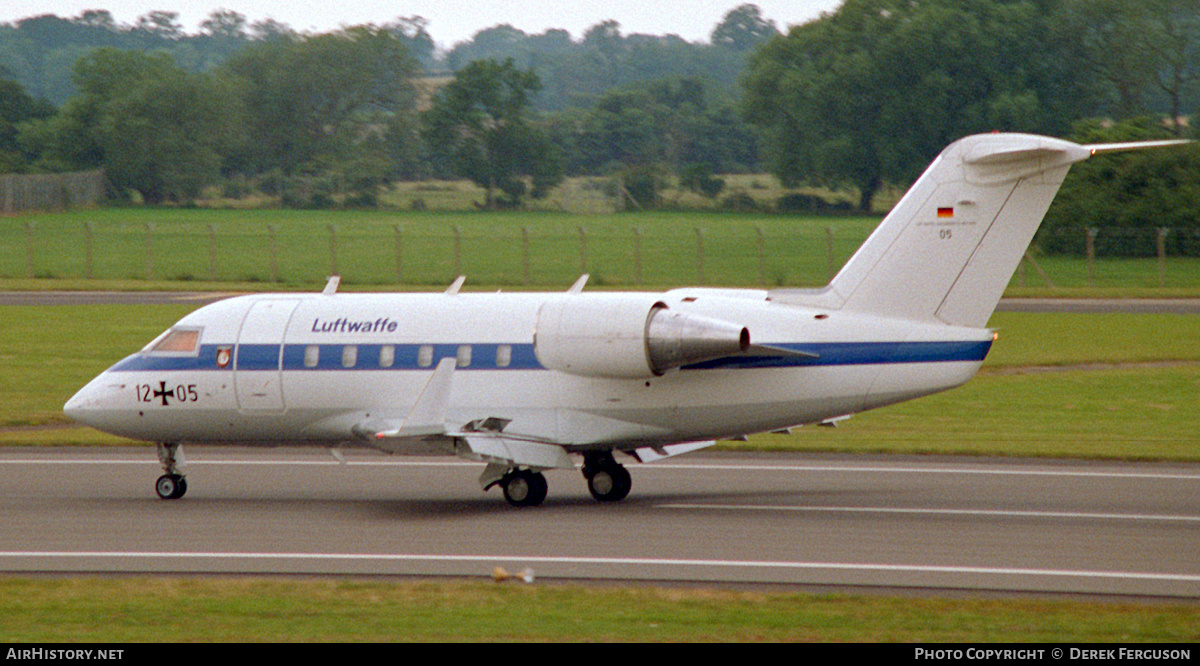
63,376,106,428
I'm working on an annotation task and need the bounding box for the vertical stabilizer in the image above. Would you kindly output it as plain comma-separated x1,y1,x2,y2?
779,133,1186,328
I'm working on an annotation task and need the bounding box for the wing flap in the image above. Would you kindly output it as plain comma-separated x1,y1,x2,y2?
628,440,715,463
458,435,575,470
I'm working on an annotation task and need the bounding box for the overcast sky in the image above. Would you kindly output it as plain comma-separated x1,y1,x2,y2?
1,0,842,47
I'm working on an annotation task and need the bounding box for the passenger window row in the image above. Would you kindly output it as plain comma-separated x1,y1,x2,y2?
302,344,512,369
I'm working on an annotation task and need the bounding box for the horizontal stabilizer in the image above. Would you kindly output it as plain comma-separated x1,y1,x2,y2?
778,132,1189,328
1084,139,1191,155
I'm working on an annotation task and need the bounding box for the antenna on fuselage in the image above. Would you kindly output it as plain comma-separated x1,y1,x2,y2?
445,275,466,295
567,274,589,294
322,275,340,295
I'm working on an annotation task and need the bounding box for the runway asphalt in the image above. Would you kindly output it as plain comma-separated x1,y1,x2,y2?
2,447,1197,598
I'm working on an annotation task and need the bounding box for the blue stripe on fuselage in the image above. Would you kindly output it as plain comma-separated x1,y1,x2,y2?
106,340,991,373
683,340,993,370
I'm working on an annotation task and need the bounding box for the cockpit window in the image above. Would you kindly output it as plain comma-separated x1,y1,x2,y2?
145,327,202,355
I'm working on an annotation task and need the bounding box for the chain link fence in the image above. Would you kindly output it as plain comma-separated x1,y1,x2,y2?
4,216,1199,289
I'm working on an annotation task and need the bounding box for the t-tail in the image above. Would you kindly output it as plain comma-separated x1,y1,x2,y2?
773,133,1188,327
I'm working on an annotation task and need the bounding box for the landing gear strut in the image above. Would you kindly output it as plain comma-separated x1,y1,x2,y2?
500,468,548,507
582,452,631,502
155,442,187,500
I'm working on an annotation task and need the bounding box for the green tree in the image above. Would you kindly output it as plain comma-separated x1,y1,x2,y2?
710,4,780,52
1040,117,1200,256
422,58,562,207
0,75,54,171
549,78,758,180
22,49,237,202
742,0,1062,211
223,26,420,199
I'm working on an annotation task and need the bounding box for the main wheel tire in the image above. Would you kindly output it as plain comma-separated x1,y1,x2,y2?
502,470,547,507
586,464,631,502
155,474,187,500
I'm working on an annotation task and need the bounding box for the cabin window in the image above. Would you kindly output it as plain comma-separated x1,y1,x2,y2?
341,345,357,368
146,327,201,355
304,345,320,368
456,345,472,368
417,345,433,368
495,345,512,368
379,345,395,368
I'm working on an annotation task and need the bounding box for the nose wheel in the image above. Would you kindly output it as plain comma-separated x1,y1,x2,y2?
155,442,187,500
155,474,187,500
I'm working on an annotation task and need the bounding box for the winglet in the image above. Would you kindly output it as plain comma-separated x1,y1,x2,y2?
375,357,456,438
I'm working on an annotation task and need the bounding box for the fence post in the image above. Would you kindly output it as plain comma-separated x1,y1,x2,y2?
755,227,766,286
826,227,836,282
577,226,587,275
695,228,705,284
452,225,461,277
84,222,94,280
634,227,643,285
394,224,404,284
327,224,338,276
268,224,279,283
522,227,531,286
1158,227,1170,288
143,222,154,281
24,222,35,279
208,224,218,282
1086,227,1097,287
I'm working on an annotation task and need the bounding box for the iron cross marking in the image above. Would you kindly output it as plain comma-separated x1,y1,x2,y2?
152,381,175,406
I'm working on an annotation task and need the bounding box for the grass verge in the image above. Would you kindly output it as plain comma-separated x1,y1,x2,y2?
1,577,1197,642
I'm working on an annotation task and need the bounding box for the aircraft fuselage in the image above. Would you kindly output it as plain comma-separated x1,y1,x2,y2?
65,287,992,451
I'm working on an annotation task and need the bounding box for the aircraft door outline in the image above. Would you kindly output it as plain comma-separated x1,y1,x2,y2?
234,299,300,413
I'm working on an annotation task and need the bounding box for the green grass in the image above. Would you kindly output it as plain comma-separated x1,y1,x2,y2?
6,208,1200,293
743,365,1200,460
1,577,1196,642
0,208,876,288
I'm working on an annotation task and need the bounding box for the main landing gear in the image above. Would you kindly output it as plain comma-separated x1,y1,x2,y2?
499,468,549,508
155,442,187,500
582,452,632,503
489,452,633,507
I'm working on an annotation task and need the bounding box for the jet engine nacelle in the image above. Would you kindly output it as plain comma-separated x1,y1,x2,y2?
534,295,750,379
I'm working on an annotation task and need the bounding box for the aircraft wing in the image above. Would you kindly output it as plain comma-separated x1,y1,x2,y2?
371,356,457,439
355,353,714,485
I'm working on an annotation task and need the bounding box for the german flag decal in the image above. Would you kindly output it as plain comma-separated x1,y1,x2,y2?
937,207,954,218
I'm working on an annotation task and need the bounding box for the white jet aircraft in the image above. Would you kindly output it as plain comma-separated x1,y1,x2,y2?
64,133,1185,506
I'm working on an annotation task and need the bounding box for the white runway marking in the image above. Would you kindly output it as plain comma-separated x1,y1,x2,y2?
1,550,1197,584
659,504,1200,523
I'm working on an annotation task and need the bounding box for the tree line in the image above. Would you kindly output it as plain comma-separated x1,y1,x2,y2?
2,1,1200,251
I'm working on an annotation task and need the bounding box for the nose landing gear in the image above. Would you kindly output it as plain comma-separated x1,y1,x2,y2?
155,442,187,500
